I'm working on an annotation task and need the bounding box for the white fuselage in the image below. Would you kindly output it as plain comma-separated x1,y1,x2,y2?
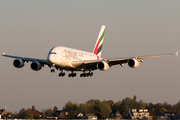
47,46,100,69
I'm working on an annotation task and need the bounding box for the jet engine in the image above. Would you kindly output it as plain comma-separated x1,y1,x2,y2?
13,59,24,68
97,61,109,71
128,58,139,68
31,61,42,71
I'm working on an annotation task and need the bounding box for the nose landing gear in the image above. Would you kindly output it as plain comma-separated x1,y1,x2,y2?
51,64,56,73
51,69,55,72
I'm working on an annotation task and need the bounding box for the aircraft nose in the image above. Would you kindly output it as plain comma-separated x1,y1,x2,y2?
47,53,57,64
47,54,53,63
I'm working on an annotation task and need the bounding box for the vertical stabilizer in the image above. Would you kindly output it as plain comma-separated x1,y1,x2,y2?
93,25,106,57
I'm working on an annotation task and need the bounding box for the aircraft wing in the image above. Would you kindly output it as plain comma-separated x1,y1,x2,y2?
2,53,50,66
72,51,178,70
106,51,178,66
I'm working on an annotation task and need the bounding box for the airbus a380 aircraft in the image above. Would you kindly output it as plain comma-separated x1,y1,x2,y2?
2,25,178,77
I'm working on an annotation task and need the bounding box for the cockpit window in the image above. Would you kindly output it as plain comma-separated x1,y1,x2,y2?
49,52,57,54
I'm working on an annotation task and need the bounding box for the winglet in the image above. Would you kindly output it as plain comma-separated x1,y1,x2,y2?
176,51,178,57
2,52,6,57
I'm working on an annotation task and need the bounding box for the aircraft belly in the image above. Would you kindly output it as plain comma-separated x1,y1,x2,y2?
55,57,72,67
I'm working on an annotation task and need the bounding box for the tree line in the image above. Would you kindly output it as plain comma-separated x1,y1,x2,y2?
6,96,180,119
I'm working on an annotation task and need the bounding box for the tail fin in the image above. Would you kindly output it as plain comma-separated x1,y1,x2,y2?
93,25,106,57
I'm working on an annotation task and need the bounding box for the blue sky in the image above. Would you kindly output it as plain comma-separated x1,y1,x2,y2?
0,0,180,112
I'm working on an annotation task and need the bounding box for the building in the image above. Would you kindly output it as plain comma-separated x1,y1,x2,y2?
0,109,8,119
109,110,122,119
54,110,68,119
85,113,97,120
28,110,41,118
77,113,84,119
157,111,179,120
126,109,153,119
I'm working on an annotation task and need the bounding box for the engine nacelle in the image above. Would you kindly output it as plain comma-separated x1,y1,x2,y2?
13,59,24,68
31,61,42,71
97,61,109,71
128,58,139,68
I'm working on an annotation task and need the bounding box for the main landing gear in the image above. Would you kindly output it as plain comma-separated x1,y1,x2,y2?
68,72,77,77
59,68,65,77
59,72,65,77
80,72,93,77
50,66,94,77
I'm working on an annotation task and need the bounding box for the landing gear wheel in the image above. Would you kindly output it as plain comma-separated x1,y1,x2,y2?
87,73,90,77
51,69,55,73
80,74,83,77
59,73,62,77
90,72,93,77
80,72,93,77
69,73,76,77
62,72,65,77
59,72,65,77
